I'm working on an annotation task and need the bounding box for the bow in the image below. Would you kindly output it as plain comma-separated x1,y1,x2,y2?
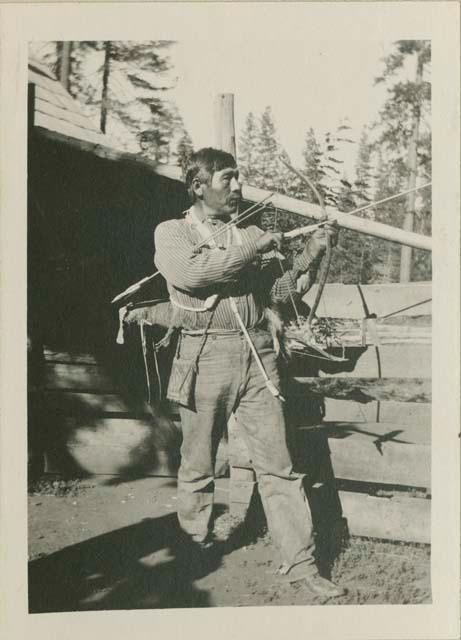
277,156,346,362
278,156,333,326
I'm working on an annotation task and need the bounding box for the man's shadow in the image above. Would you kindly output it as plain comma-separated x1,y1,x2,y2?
284,375,349,580
28,510,228,613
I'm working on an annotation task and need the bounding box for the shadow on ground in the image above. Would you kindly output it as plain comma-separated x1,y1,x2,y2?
29,512,215,612
29,501,275,613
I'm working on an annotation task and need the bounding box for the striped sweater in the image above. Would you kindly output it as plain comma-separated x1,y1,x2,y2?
154,215,317,331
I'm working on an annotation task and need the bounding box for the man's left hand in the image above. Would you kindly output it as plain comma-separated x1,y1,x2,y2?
306,221,339,262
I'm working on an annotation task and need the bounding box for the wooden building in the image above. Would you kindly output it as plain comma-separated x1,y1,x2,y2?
28,60,188,479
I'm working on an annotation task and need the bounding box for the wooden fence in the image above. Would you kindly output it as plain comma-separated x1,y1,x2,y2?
30,281,431,544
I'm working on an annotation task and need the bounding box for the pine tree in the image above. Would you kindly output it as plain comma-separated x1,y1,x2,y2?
369,152,407,282
301,128,323,204
28,41,59,73
174,129,194,176
255,106,280,190
318,122,355,208
328,180,374,284
373,40,431,281
60,41,183,163
238,112,259,184
353,129,374,205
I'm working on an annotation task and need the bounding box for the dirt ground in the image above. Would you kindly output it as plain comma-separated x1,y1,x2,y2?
28,476,431,612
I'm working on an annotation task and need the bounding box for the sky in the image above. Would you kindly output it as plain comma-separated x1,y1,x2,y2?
29,38,417,181
169,39,397,178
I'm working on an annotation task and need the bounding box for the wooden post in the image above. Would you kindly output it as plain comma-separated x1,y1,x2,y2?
400,50,425,282
56,41,73,92
100,41,111,134
214,93,237,159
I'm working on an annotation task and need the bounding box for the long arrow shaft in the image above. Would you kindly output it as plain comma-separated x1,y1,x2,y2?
283,183,432,241
347,182,431,217
283,221,326,239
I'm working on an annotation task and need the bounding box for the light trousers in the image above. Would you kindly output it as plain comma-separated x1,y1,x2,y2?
176,328,317,574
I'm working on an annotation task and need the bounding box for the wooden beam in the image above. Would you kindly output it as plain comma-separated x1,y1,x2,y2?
289,318,431,347
339,491,430,543
224,419,432,487
315,424,431,488
323,399,431,430
33,109,433,253
155,165,432,250
313,419,431,445
302,282,432,319
36,97,97,132
242,183,432,251
35,113,109,149
292,377,432,403
290,345,431,381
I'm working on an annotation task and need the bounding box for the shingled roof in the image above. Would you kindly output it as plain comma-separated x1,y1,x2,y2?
28,58,184,184
28,59,113,149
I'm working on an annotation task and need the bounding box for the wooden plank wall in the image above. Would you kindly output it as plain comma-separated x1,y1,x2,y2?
41,350,178,477
41,350,228,479
313,282,431,542
32,282,432,544
230,282,432,543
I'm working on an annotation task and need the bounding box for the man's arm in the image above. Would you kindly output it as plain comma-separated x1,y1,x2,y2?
154,220,260,292
260,247,321,305
261,225,338,304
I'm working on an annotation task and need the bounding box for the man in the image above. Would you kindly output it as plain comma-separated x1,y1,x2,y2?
154,147,344,598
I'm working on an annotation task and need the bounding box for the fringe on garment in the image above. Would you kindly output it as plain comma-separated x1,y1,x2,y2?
123,300,291,359
263,306,291,361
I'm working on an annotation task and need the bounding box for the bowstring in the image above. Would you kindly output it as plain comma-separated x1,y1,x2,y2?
272,206,302,326
272,205,346,363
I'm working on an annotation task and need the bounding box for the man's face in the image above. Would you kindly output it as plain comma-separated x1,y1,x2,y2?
201,166,242,217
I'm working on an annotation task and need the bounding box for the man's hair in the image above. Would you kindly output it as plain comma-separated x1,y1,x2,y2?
184,147,236,201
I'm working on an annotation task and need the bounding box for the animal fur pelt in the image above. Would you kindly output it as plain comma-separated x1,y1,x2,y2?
122,299,291,359
123,301,172,330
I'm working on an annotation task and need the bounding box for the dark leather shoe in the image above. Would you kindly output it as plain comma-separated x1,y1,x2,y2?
302,574,345,599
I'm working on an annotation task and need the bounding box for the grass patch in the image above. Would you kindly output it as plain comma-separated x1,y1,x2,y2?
28,476,95,497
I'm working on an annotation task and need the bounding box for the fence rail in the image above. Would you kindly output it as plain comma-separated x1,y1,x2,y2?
30,282,432,544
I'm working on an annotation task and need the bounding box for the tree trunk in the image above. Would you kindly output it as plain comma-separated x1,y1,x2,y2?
56,42,73,91
100,41,111,134
400,49,424,282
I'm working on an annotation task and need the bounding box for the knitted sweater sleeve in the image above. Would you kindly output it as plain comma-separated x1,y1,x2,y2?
154,220,259,292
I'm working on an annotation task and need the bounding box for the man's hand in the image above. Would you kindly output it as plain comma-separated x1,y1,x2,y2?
306,221,339,262
255,231,284,254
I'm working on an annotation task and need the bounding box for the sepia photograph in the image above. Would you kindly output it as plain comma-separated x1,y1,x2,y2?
0,2,459,639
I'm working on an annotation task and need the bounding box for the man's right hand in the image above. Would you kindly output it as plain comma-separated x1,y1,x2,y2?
255,231,283,254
